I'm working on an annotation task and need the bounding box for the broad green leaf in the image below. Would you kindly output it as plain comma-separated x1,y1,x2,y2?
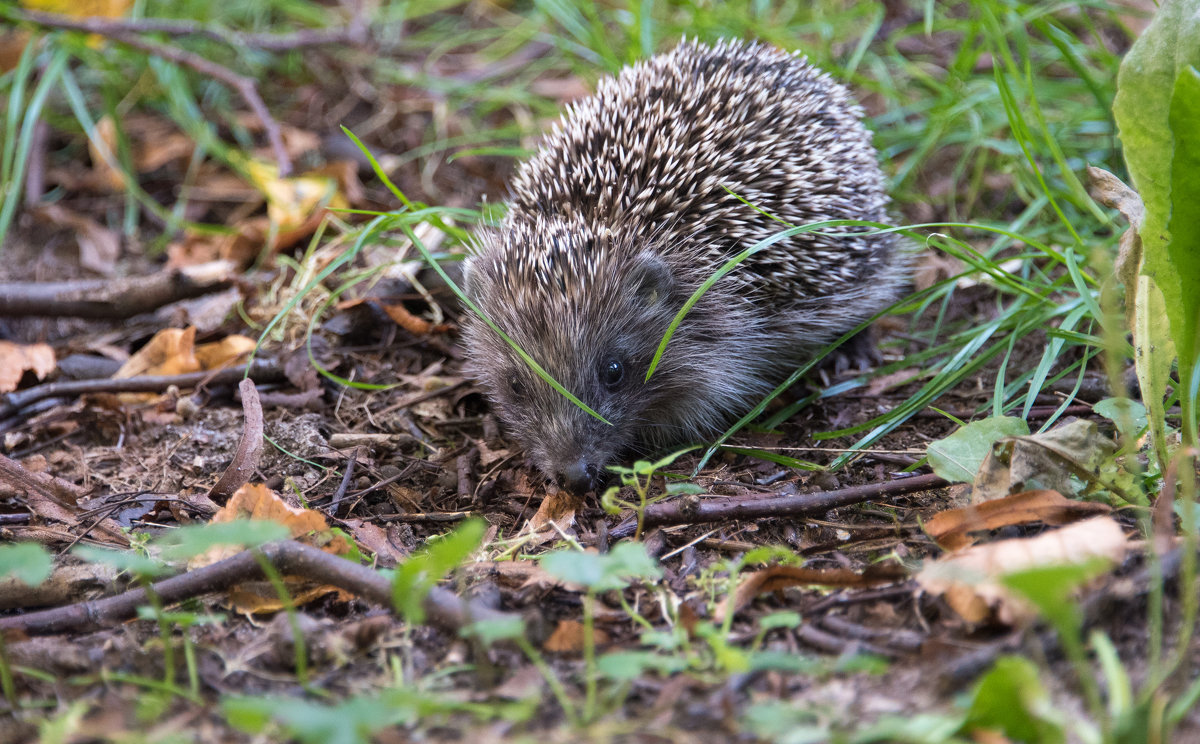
462,616,525,646
1167,64,1200,445
1001,558,1112,637
926,416,1029,483
962,657,1066,744
596,650,686,681
73,545,170,578
1135,275,1176,469
392,519,485,624
541,541,660,592
1092,398,1148,443
743,701,832,744
223,694,412,744
0,542,53,586
1114,0,1200,448
154,520,292,561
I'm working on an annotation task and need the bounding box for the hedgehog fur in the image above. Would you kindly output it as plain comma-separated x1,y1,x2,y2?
462,38,905,493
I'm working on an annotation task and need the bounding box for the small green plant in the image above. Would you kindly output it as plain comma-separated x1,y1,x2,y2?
0,542,53,707
599,447,700,540
540,542,662,725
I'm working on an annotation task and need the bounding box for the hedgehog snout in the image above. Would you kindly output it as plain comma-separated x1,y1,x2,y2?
559,458,602,495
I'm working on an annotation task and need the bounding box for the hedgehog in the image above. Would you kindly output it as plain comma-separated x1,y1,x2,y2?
462,38,905,494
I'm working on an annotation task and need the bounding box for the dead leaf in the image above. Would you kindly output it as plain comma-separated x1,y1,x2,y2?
916,516,1129,625
0,341,55,393
972,419,1117,502
1087,165,1143,315
523,488,581,545
115,327,200,379
194,335,256,370
30,203,120,275
342,518,409,566
925,490,1111,551
716,563,908,623
380,302,452,335
865,368,921,397
88,116,126,192
543,619,611,654
191,484,354,613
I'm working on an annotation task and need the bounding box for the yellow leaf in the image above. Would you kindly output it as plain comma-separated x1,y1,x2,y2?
22,0,130,18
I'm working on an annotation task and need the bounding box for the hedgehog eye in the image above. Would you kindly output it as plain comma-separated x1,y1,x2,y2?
600,359,624,390
508,373,526,397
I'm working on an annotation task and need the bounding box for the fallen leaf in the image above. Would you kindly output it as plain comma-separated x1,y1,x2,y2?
523,488,581,545
88,116,126,192
194,335,256,370
916,516,1129,625
925,490,1111,551
115,327,200,379
971,419,1118,502
380,302,453,335
0,341,55,393
543,619,611,654
30,203,120,275
191,484,354,613
716,563,908,623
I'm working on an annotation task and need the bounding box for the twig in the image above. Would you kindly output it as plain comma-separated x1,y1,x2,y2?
0,261,234,318
0,540,517,637
609,472,949,539
11,10,292,175
10,8,369,52
327,447,361,516
0,360,283,420
207,379,264,500
0,453,128,545
0,452,89,507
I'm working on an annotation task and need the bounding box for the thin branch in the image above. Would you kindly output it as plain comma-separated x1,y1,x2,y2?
0,261,234,318
207,379,264,500
12,10,293,176
0,360,283,420
0,540,518,637
609,472,949,539
11,8,369,52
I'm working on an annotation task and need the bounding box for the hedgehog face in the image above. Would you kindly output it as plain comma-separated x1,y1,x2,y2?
462,218,681,493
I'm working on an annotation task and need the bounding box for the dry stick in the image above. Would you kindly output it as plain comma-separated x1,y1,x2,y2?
610,472,949,540
13,11,368,51
12,10,291,176
207,379,264,500
0,360,283,420
0,540,516,637
0,453,129,546
0,452,89,507
0,262,234,318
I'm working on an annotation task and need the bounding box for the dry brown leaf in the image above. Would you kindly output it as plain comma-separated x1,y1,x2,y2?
925,490,1111,551
543,619,611,654
194,335,256,370
523,488,581,545
115,327,200,379
865,368,921,397
0,29,32,73
916,516,1129,625
0,341,55,393
30,203,120,275
88,116,126,192
342,518,408,566
380,302,453,335
716,563,908,623
191,484,353,613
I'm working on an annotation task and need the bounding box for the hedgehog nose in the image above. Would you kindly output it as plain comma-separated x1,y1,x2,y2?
561,459,600,494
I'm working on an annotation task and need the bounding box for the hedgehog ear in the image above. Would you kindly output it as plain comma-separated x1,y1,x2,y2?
630,254,675,307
